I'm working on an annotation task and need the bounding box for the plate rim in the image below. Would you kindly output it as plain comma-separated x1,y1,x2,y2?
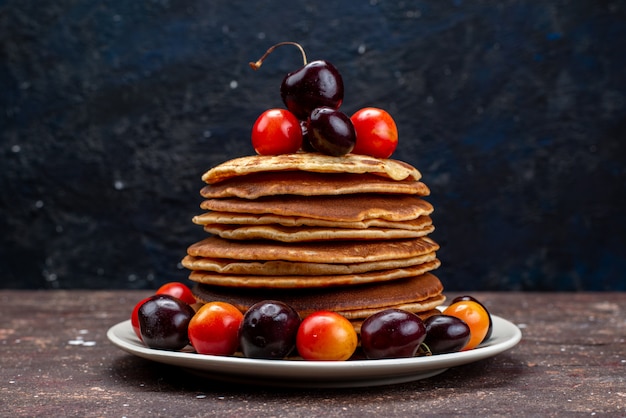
107,311,522,387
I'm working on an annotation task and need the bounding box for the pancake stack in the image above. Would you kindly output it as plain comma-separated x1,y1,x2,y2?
183,153,445,330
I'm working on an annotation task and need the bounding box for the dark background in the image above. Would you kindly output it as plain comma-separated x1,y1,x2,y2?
1,1,624,291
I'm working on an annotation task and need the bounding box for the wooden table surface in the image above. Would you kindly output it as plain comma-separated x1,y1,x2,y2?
1,290,625,417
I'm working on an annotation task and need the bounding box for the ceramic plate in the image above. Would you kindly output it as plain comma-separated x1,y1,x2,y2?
107,313,521,388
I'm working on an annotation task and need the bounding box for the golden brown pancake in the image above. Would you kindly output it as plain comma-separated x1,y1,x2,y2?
200,194,433,222
182,252,438,276
187,236,440,264
337,295,446,320
188,259,441,288
192,272,444,318
193,212,433,231
202,153,422,184
200,171,430,199
201,223,435,242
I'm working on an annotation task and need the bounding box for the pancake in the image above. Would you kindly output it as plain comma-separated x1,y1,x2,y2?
193,212,433,231
202,153,422,184
338,295,446,320
200,171,430,199
182,252,438,276
200,194,433,222
201,223,435,242
188,259,441,288
192,272,444,318
187,236,440,264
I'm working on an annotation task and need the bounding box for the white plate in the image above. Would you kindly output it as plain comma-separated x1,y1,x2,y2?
107,314,521,388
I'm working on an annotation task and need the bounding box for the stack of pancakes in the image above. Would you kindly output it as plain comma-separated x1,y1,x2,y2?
183,153,445,331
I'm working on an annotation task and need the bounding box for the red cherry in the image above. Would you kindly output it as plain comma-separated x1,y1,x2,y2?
350,107,398,158
251,108,303,155
188,302,243,356
156,282,196,306
296,311,357,361
131,296,152,341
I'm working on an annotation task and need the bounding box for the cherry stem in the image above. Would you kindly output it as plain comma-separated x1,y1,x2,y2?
249,41,308,71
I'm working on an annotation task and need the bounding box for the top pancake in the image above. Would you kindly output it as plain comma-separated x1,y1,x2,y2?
200,171,430,199
202,153,421,184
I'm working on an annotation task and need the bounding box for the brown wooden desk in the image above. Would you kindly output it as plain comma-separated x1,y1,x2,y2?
2,290,624,416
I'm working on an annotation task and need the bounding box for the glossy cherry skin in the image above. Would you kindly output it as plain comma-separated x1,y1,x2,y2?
350,107,398,158
423,314,471,354
296,311,357,361
131,296,152,341
156,282,196,306
281,60,344,120
307,107,356,156
188,301,244,356
451,295,493,342
442,301,490,351
360,309,426,359
137,294,195,351
252,108,303,155
239,300,301,359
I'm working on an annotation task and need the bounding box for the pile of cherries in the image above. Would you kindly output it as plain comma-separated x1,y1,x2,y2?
131,281,493,361
249,42,398,159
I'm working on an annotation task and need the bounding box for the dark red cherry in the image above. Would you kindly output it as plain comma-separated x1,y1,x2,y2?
423,314,471,354
360,309,426,359
280,60,343,120
239,300,301,359
249,42,344,120
138,294,195,351
307,107,356,156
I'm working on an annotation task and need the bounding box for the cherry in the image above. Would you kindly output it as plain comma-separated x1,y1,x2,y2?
137,294,195,351
360,309,426,359
188,301,243,356
156,281,196,306
423,315,471,354
281,60,343,120
451,295,493,342
250,42,344,120
307,107,356,156
251,108,303,155
296,311,358,361
351,107,398,158
442,301,490,351
239,300,301,359
131,296,152,341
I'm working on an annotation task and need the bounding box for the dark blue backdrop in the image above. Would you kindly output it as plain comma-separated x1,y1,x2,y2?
1,1,625,290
